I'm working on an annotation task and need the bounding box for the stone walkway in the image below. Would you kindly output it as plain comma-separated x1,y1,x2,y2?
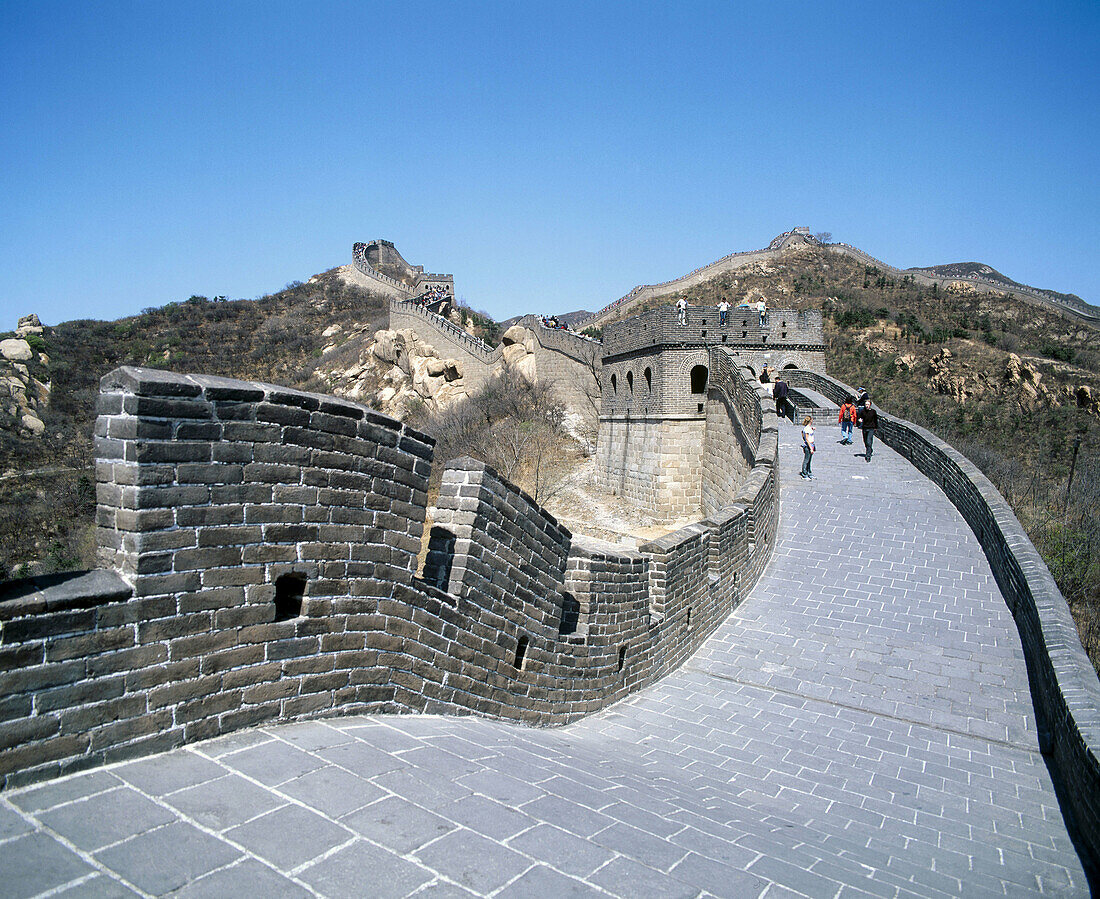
0,423,1089,897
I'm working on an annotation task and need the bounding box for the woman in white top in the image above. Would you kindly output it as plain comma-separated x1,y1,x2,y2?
801,415,816,480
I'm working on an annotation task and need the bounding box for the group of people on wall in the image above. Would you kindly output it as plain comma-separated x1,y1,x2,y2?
675,297,767,327
799,388,879,480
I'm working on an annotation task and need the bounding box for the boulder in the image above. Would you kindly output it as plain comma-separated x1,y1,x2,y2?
502,343,529,367
0,339,33,362
371,330,400,365
514,354,538,385
20,413,45,436
442,360,462,382
16,314,43,337
501,325,529,346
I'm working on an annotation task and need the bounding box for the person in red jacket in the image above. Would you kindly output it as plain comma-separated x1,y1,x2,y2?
838,396,857,445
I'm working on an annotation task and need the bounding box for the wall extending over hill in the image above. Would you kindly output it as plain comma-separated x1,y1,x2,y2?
0,362,776,788
387,300,602,423
585,228,1100,328
351,241,454,300
783,368,1100,868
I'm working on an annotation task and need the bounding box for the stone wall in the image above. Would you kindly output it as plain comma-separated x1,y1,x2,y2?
596,417,706,516
387,302,601,425
783,368,1100,868
0,364,777,788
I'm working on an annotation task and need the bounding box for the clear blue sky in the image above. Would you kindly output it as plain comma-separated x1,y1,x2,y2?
3,0,1098,326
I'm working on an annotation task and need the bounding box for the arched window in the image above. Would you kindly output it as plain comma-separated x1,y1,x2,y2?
644,367,652,391
611,373,617,393
690,365,708,395
626,371,634,393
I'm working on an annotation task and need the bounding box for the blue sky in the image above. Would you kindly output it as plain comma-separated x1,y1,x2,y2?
2,0,1098,326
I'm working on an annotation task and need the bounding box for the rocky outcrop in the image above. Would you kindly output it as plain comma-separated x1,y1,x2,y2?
1,317,50,438
318,322,546,421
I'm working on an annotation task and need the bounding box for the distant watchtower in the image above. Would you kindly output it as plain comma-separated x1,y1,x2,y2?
596,305,823,516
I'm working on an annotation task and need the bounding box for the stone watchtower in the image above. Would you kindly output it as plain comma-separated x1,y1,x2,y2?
596,304,823,517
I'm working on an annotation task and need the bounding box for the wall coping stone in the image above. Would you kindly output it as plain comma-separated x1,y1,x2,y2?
0,569,131,619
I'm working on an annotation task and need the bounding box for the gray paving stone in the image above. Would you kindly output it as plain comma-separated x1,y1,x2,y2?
266,720,355,752
588,855,699,898
38,787,176,851
94,820,241,895
280,765,386,819
0,832,93,899
440,794,539,841
220,740,327,786
506,822,616,878
0,803,33,842
162,773,285,832
412,828,533,894
6,770,123,814
341,795,456,853
51,873,142,897
169,858,313,898
298,839,433,899
226,802,353,872
494,863,602,898
113,750,225,796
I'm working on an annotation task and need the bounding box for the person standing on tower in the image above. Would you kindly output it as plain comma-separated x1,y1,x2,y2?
676,297,688,326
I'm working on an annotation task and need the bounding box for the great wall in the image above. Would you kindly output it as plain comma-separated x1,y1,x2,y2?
584,227,1100,328
1,233,1099,893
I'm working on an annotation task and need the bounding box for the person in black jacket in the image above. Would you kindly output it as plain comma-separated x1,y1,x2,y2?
858,400,879,461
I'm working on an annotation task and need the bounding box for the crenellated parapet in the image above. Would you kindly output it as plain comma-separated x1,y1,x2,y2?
0,363,776,786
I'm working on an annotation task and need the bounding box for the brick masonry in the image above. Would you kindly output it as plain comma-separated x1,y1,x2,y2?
0,362,777,789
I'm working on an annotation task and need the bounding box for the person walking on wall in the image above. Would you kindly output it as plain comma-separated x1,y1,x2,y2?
717,299,730,326
838,396,857,444
858,400,879,462
758,300,767,328
801,415,816,479
677,297,688,327
773,378,789,420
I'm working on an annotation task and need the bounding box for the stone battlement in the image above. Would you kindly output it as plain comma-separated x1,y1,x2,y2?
0,362,776,788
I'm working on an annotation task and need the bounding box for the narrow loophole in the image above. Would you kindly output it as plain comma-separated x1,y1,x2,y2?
514,634,529,670
274,573,306,622
617,644,627,672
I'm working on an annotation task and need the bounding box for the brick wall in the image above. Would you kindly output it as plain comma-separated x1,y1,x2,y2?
783,368,1100,870
0,364,778,788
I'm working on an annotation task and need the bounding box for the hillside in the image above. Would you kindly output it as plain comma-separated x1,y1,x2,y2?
0,269,393,578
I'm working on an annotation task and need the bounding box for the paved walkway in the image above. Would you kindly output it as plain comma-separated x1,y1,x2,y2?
0,424,1089,897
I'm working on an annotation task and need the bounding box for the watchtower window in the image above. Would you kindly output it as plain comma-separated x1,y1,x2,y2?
627,371,634,393
690,365,708,395
644,367,652,391
274,573,306,622
611,374,617,393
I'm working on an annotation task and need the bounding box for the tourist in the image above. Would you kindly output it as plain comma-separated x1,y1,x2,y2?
838,396,857,444
801,415,816,480
760,362,770,383
758,300,767,327
676,297,687,326
858,400,879,462
773,378,789,419
717,299,730,326
856,386,868,410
